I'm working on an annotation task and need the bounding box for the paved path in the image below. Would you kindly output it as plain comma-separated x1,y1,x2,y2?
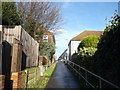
45,61,80,88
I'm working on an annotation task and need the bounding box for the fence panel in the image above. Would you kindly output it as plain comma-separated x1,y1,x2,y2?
2,25,39,68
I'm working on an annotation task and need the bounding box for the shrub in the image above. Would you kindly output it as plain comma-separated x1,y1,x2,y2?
78,35,99,50
2,2,22,25
73,35,99,71
94,13,120,86
39,42,55,64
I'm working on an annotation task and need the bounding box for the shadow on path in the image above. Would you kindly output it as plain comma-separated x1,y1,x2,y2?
45,61,80,88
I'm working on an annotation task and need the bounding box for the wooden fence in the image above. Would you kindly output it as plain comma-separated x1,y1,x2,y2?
11,66,45,88
11,71,26,88
0,25,54,89
2,25,39,69
21,28,39,67
1,25,39,89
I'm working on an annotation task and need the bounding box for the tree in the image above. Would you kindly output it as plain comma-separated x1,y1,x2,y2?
78,35,99,49
2,2,22,25
94,12,120,86
16,2,62,40
0,1,2,24
79,47,97,57
39,42,55,61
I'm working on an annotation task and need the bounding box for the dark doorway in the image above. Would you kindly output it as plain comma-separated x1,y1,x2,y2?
21,51,27,70
2,41,12,89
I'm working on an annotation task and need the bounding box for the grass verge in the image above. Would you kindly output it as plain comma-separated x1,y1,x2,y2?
34,62,57,88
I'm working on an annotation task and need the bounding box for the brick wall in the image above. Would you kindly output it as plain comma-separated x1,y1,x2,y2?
11,71,27,88
11,67,45,88
0,75,5,90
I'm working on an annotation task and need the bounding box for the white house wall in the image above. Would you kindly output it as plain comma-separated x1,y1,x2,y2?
71,40,80,55
69,40,81,60
67,47,69,61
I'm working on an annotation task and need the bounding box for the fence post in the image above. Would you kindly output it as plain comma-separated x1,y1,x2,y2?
78,67,81,80
73,62,74,68
11,43,22,72
99,78,102,90
25,70,28,89
85,71,88,86
35,68,37,85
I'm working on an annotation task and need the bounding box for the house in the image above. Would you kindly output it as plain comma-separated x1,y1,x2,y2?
68,31,103,60
40,30,55,44
38,30,56,65
58,49,68,62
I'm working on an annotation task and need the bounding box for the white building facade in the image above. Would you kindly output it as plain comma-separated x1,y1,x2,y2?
68,40,80,60
59,31,103,61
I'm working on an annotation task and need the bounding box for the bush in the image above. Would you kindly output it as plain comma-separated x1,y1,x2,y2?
79,47,97,57
2,2,22,25
94,14,120,86
73,47,97,71
73,35,99,71
39,42,55,63
78,35,99,50
94,24,120,86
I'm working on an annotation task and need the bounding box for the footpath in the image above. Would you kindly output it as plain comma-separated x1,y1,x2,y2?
45,61,80,88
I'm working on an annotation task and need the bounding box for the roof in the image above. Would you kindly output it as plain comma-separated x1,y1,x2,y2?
71,31,104,41
43,30,53,35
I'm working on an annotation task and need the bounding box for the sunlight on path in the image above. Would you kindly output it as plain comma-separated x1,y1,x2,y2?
45,61,80,88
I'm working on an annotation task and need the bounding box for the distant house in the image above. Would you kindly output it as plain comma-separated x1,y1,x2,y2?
40,30,55,44
39,30,56,65
68,31,103,60
58,49,68,61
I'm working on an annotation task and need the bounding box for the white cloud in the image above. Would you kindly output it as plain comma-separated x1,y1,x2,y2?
50,29,68,35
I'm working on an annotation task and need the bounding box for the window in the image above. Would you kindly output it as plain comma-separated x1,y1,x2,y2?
43,35,48,42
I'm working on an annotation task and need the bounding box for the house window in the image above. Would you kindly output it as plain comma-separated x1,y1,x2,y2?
43,35,48,42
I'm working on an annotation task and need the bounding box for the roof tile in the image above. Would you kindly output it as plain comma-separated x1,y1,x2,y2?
71,31,103,41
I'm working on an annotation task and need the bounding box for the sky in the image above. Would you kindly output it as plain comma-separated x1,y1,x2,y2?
55,2,118,59
7,0,120,2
